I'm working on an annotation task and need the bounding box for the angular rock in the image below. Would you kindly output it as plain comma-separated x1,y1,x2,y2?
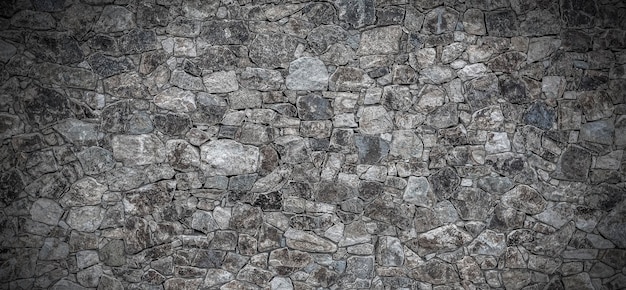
88,53,134,78
286,57,329,91
62,178,107,207
359,106,394,134
191,211,219,234
487,52,526,73
468,230,506,256
31,198,63,226
203,71,238,94
111,134,166,166
521,9,560,36
99,240,125,267
527,37,561,63
249,33,300,68
499,75,531,104
354,135,389,165
200,20,248,45
423,7,459,35
502,185,547,214
552,145,591,181
200,140,259,176
464,74,500,110
39,238,70,260
308,25,349,55
269,248,312,275
403,176,435,208
578,91,613,121
485,132,511,154
77,147,115,175
357,26,403,55
409,259,460,285
463,9,486,35
390,130,423,160
419,65,456,84
335,0,376,28
154,113,191,136
485,10,517,37
429,167,460,200
239,67,284,91
329,67,374,91
524,102,556,130
452,188,494,221
284,228,337,253
123,182,174,217
562,0,596,28
67,206,104,232
154,87,196,113
417,225,472,255
26,32,84,65
170,70,204,91
95,6,135,33
54,119,102,145
597,200,626,248
11,10,56,30
580,119,614,145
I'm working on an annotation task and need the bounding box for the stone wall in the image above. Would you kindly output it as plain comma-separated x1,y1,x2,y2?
1,0,625,289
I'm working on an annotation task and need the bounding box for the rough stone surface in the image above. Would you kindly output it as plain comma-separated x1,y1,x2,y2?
4,2,625,289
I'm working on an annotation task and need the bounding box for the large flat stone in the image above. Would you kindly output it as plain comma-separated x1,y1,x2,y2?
200,140,260,176
111,134,166,166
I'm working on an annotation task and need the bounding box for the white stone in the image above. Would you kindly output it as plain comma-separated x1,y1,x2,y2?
200,139,260,176
485,132,510,154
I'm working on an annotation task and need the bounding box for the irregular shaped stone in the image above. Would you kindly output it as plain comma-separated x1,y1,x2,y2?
250,33,300,68
423,7,459,35
99,239,125,267
578,91,613,121
284,228,337,253
307,25,348,55
286,57,329,91
561,0,596,28
463,9,486,35
417,225,472,255
269,248,312,275
464,74,500,110
552,145,591,181
228,89,264,110
419,65,455,84
154,87,197,113
54,119,102,145
502,185,547,214
123,182,174,217
111,134,165,166
485,132,511,154
11,10,56,30
452,188,494,221
170,70,204,91
88,53,134,78
203,71,238,94
527,37,561,63
201,20,248,45
357,25,403,55
468,230,506,256
409,259,460,285
335,0,376,29
597,200,626,248
190,211,219,234
95,6,135,33
354,135,389,165
296,94,332,121
426,103,459,129
376,236,404,267
240,67,284,91
62,178,106,207
390,130,423,160
580,119,614,145
524,102,556,130
521,9,560,36
31,198,63,226
67,206,104,232
329,67,374,92
200,140,259,176
487,52,526,73
499,75,531,104
485,10,517,37
359,106,394,134
27,32,84,65
39,238,70,260
403,176,434,208
77,147,115,175
429,167,460,200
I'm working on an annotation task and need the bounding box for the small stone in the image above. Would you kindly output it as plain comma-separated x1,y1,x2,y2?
308,25,349,55
191,211,219,234
521,9,560,36
296,94,332,121
99,239,125,267
67,206,103,232
403,176,434,208
463,9,486,35
166,140,200,171
357,25,403,55
31,198,63,226
487,52,526,73
203,71,238,94
269,248,312,275
527,37,561,63
228,89,264,110
500,269,531,290
468,229,506,256
392,65,418,85
580,119,614,145
426,103,459,129
61,178,107,207
429,167,460,200
284,228,337,253
200,140,259,176
524,102,556,130
95,6,135,33
335,0,376,29
452,187,494,221
417,224,473,255
154,87,197,113
54,119,102,146
423,7,459,35
409,259,460,285
200,20,249,45
390,130,423,160
111,134,166,166
485,132,511,154
286,57,329,91
88,53,134,78
502,185,547,214
359,106,394,134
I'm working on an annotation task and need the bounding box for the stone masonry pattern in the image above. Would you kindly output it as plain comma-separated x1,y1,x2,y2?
0,0,625,289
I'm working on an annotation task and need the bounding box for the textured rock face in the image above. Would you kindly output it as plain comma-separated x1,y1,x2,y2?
3,1,625,290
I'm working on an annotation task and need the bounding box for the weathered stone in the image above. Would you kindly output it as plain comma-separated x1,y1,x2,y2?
464,74,500,110
329,67,374,91
502,185,547,214
419,65,456,84
99,239,125,267
359,106,394,134
409,259,460,285
201,20,248,45
67,206,104,232
468,229,506,256
527,37,561,63
335,0,376,29
524,102,556,130
39,238,69,260
284,228,337,253
597,200,626,248
94,6,134,33
250,33,300,68
77,147,115,175
228,89,264,110
463,9,486,35
154,87,197,113
487,52,526,73
61,178,106,207
308,25,348,55
170,70,204,91
417,225,472,255
111,134,166,166
200,140,259,176
389,130,423,160
499,75,531,104
203,71,238,94
552,145,591,181
452,188,494,221
26,32,84,65
30,198,63,226
580,119,614,145
485,10,517,37
423,7,459,35
403,176,435,207
354,135,389,165
269,248,312,275
11,10,56,30
54,119,102,145
88,53,134,78
286,57,329,91
578,91,613,121
358,25,403,55
240,67,284,91
429,167,460,200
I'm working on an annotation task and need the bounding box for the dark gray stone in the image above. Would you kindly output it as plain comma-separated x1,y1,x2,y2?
201,20,249,45
137,2,170,28
499,75,531,104
77,147,115,175
297,94,333,120
452,188,495,221
552,145,592,181
22,87,73,128
334,0,376,29
429,167,460,200
485,10,518,37
408,259,460,285
99,239,125,267
464,74,500,110
423,7,459,35
27,32,84,64
154,113,191,136
119,30,158,54
523,102,556,130
308,25,348,55
249,33,300,69
354,135,389,165
88,53,134,78
561,0,596,28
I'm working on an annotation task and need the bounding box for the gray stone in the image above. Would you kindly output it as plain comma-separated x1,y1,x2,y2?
426,103,459,129
409,259,460,285
463,9,486,35
240,67,284,91
284,228,337,253
419,65,456,84
485,10,517,37
154,113,191,136
61,178,106,207
417,225,472,255
452,188,495,221
30,198,63,226
26,32,84,65
203,269,234,288
578,91,613,121
111,134,166,166
297,94,332,120
597,200,626,248
97,275,123,290
203,71,238,94
269,248,312,275
201,20,248,45
77,147,115,175
468,230,506,256
329,67,374,91
270,277,293,290
123,182,174,216
390,130,423,160
487,51,527,73
154,87,197,113
165,140,200,171
88,53,134,78
499,75,531,104
580,119,614,145
54,119,102,145
286,57,329,91
228,89,264,110
502,185,547,214
104,72,150,99
354,135,389,165
527,37,561,63
119,29,159,54
464,74,500,110
359,106,394,134
382,85,412,112
51,279,86,290
500,269,531,290
423,7,459,35
11,10,56,30
308,25,349,55
376,236,404,266
552,145,592,181
429,167,460,200
524,102,556,130
39,237,69,260
562,273,595,290
230,204,262,235
250,33,300,68
77,265,102,287
67,206,103,232
485,132,511,154
95,6,135,33
335,0,376,29
477,176,513,193
30,63,97,89
191,210,219,234
521,9,560,36
170,70,205,91
200,140,259,176
403,176,435,207
358,26,403,55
